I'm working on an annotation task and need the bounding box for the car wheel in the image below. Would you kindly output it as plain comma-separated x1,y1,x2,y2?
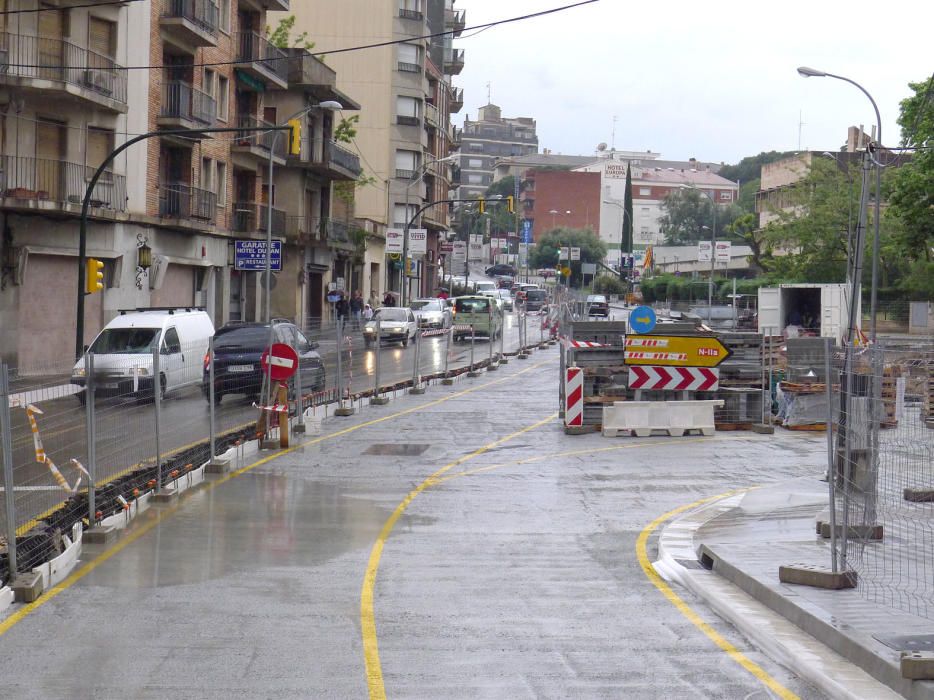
77,391,87,406
402,335,409,347
213,391,223,406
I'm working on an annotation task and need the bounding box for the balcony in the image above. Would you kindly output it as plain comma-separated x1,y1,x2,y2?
158,182,216,222
443,48,464,76
321,217,355,251
286,214,320,242
234,31,288,90
231,116,286,165
397,60,421,74
157,81,216,130
237,0,289,11
160,0,218,51
0,155,126,214
445,8,466,36
448,87,463,113
289,138,362,180
425,101,440,129
0,33,128,112
232,202,286,236
398,8,424,21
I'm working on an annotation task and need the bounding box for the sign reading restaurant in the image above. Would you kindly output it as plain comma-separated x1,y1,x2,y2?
235,240,282,271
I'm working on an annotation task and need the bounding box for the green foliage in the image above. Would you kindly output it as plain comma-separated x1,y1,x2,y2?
639,274,779,304
658,189,716,244
484,176,516,199
725,212,773,272
333,115,359,144
528,227,607,286
266,15,315,50
334,172,378,206
593,275,626,296
718,151,796,184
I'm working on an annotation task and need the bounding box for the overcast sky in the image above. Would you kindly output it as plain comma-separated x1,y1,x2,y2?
454,0,932,165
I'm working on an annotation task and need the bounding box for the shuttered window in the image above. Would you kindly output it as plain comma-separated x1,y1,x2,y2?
0,0,6,34
398,43,418,64
38,4,65,39
88,17,115,58
87,128,114,174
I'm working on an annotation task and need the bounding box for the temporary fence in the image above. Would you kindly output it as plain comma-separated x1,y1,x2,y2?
826,337,934,620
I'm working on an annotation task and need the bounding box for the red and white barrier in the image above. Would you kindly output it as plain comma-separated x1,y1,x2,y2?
628,366,719,392
564,366,584,427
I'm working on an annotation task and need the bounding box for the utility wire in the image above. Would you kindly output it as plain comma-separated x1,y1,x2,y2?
0,0,600,71
0,0,143,14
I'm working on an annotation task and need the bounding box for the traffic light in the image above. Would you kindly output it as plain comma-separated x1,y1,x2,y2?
477,197,485,214
506,195,514,213
85,258,104,294
287,118,301,155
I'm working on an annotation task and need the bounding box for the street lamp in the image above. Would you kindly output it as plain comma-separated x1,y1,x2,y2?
798,66,883,342
681,185,717,317
401,153,458,306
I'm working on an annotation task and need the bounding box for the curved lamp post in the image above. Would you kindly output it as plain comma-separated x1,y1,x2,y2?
798,66,882,342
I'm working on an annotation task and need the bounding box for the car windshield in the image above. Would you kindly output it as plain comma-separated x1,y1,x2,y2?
410,300,440,311
214,326,271,350
526,290,547,300
375,308,408,321
587,296,607,303
89,328,159,354
455,298,490,313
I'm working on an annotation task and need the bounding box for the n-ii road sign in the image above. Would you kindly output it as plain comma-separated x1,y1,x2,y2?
629,366,719,391
624,334,731,368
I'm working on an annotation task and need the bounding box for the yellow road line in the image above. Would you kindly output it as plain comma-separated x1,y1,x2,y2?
636,494,800,700
361,413,558,700
0,358,551,641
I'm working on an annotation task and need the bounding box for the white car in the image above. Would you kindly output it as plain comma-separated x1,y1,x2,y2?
363,307,418,347
410,298,452,329
493,288,514,311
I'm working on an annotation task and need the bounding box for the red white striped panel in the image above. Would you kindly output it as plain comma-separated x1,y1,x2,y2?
628,366,719,392
565,367,584,427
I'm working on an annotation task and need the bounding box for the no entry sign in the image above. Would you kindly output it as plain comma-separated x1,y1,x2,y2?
261,343,299,382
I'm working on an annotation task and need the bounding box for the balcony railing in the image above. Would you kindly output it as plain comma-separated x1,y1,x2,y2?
234,116,286,158
161,0,219,35
235,31,288,84
0,155,126,210
398,8,423,21
160,80,216,124
425,101,440,128
158,182,216,221
445,8,466,35
397,61,421,73
0,32,128,106
443,48,464,75
232,202,286,235
449,87,463,113
395,168,416,180
328,140,361,175
286,214,318,240
322,217,353,245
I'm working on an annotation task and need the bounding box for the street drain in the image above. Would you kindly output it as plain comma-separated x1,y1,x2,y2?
363,444,431,456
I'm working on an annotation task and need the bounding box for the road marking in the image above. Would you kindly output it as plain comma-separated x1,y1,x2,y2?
637,495,800,700
360,413,558,700
0,358,552,643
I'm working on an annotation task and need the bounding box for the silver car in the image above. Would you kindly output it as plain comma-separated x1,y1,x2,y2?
410,298,452,329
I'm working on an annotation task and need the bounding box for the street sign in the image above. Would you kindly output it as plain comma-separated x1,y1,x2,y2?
697,240,712,263
440,242,454,253
715,241,732,263
624,335,732,368
409,228,427,255
581,262,596,275
628,366,720,391
452,241,467,263
386,228,404,254
521,219,533,244
570,247,581,261
628,305,657,334
559,246,569,260
235,240,282,271
261,343,299,382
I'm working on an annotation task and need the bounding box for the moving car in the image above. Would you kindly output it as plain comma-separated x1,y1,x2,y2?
586,294,610,317
523,289,549,312
363,307,418,347
485,263,516,277
410,298,452,329
473,280,498,295
513,283,540,302
451,296,503,341
494,288,514,311
202,320,325,405
72,307,214,402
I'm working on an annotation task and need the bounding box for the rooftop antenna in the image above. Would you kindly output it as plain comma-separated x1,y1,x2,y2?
611,115,618,150
486,81,492,104
798,109,805,151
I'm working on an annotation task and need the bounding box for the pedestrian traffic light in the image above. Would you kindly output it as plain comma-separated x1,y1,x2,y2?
506,195,514,213
85,258,104,294
287,119,301,156
477,197,485,214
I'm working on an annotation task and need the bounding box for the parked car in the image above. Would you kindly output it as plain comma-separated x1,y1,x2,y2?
451,295,503,341
523,289,549,312
363,307,418,347
72,307,214,403
201,320,325,405
485,263,516,277
410,298,452,329
586,294,610,317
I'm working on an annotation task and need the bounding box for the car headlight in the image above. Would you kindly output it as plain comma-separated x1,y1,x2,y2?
364,327,375,335
73,368,86,378
126,367,150,376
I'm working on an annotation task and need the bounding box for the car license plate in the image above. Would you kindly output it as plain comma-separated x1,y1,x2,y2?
228,365,253,373
102,383,119,389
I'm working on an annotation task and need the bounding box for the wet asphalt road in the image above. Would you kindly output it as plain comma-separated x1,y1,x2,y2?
0,340,827,699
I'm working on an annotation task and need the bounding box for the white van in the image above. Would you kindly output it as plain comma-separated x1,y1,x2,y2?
71,307,214,402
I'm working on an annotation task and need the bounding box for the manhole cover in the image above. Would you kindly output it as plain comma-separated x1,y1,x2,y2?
874,634,934,651
363,444,431,456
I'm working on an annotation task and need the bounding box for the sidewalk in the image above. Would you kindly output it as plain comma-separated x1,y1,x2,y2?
658,476,934,700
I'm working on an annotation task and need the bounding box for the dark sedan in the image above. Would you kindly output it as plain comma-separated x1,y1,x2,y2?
586,294,610,317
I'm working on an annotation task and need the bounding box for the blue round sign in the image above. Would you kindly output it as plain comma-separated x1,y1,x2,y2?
628,305,657,334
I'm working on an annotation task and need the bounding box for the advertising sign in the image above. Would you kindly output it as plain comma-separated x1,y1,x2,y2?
559,246,569,261
715,241,732,263
697,240,712,263
624,335,732,368
451,241,467,262
521,219,533,244
570,247,581,261
408,228,427,255
385,228,404,255
235,240,282,271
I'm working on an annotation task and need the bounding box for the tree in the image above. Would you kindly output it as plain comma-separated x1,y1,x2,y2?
724,212,773,272
718,151,797,187
266,15,315,50
658,189,715,244
528,227,607,286
622,162,633,262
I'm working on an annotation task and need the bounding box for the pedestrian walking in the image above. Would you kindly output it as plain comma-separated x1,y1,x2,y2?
350,290,364,330
383,291,396,307
335,292,349,322
363,303,374,321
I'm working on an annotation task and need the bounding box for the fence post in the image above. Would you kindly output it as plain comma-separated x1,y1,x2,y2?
410,330,426,393
151,344,172,501
467,325,480,377
518,311,529,359
0,364,17,578
499,307,508,364
84,352,96,525
335,318,354,416
371,319,389,404
208,336,216,459
825,337,838,573
487,315,497,371
441,327,454,385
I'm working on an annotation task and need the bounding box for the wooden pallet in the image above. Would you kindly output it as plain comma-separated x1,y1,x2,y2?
715,422,753,431
783,422,827,431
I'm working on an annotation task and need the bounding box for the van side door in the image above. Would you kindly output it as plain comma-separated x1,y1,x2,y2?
160,327,184,391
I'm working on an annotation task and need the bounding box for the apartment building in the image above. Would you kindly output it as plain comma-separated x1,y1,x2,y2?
0,0,367,370
280,0,463,301
458,103,538,199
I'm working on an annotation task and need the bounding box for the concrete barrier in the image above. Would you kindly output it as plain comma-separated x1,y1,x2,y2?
603,400,724,437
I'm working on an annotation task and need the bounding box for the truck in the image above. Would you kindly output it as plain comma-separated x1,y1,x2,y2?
757,283,859,341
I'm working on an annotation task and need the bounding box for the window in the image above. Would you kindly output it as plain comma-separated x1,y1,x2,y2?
467,142,483,151
396,95,420,124
201,157,213,192
393,203,417,227
398,43,419,71
216,162,226,206
203,68,215,98
218,0,230,32
162,328,182,354
468,158,482,168
395,149,418,178
639,187,651,196
641,207,650,214
86,128,114,177
720,191,732,201
467,174,483,184
88,17,116,58
217,75,228,121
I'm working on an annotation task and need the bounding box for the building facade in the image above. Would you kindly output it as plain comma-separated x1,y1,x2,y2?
458,103,538,199
518,169,601,242
0,0,367,371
